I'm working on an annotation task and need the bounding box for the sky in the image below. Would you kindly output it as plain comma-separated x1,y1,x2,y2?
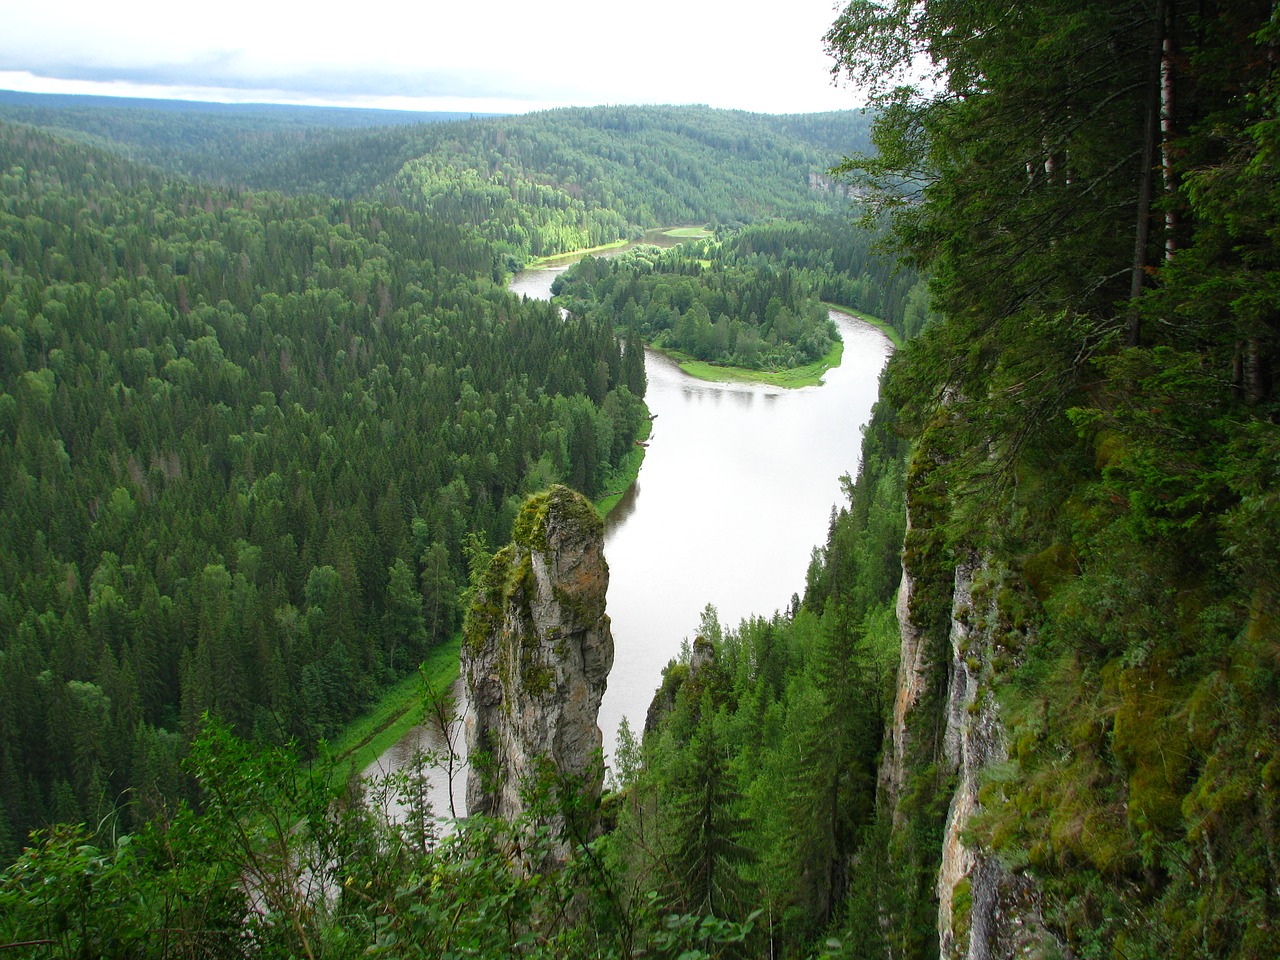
0,0,864,116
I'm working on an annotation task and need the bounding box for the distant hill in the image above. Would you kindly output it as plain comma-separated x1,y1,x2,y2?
0,90,489,126
0,93,873,269
0,89,489,188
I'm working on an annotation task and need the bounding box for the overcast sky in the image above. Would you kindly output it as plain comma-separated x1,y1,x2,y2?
0,0,864,115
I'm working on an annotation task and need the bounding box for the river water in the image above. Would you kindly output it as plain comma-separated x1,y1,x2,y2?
366,246,892,816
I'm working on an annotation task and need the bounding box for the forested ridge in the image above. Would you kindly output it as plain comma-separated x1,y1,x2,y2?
0,91,489,197
382,107,872,267
0,95,873,269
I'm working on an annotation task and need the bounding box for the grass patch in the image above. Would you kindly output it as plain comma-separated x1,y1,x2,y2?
524,226,710,270
524,238,630,269
663,336,845,389
326,636,462,785
661,226,712,238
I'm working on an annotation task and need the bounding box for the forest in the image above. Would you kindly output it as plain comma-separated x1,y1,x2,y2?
0,91,896,957
0,96,872,271
551,218,928,371
0,120,650,850
4,0,1280,955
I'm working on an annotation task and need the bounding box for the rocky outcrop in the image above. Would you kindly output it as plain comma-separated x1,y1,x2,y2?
881,456,1068,959
935,561,1069,960
461,485,614,857
881,505,934,821
644,634,716,735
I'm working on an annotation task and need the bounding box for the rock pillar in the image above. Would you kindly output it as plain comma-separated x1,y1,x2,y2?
461,485,614,858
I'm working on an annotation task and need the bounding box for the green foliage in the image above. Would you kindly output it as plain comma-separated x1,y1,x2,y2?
721,217,934,341
386,106,870,266
0,96,874,271
0,121,648,847
823,1,1280,956
556,218,933,379
0,817,244,959
0,720,765,959
0,91,477,192
556,242,842,374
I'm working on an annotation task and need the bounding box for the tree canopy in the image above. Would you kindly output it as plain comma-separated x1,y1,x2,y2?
812,1,1280,955
0,121,647,850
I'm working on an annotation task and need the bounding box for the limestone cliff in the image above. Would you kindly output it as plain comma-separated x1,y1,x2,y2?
881,504,933,823
461,485,613,856
883,444,1067,959
934,560,1066,960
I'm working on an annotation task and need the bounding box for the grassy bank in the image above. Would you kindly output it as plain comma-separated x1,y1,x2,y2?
658,226,712,239
325,636,462,785
664,335,845,389
524,238,630,269
660,304,898,389
524,226,711,270
594,417,652,518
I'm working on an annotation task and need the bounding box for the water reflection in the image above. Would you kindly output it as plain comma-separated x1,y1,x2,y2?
604,480,641,534
597,312,892,760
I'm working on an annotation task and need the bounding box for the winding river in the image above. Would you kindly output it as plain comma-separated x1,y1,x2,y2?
366,246,892,817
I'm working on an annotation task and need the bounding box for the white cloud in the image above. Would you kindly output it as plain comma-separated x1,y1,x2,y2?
0,0,864,114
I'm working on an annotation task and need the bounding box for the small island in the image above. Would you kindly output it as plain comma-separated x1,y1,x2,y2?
553,241,844,388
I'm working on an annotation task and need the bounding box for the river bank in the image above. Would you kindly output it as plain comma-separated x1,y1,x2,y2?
325,637,461,786
657,334,845,389
823,302,903,348
519,225,712,272
360,232,892,815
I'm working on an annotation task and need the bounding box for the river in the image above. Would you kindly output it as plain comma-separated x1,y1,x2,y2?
365,244,892,816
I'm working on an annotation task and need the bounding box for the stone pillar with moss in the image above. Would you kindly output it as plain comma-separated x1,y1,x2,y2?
461,485,614,859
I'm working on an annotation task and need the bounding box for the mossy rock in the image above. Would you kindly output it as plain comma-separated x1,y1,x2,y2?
1092,428,1127,471
1245,602,1274,643
950,875,973,948
1023,542,1076,602
462,544,515,652
1126,766,1185,837
1112,657,1191,840
1015,731,1039,764
512,484,603,553
1185,669,1233,754
512,489,554,552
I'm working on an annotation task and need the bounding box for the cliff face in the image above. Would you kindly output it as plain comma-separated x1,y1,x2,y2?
933,560,1066,960
461,485,614,855
884,477,1068,959
881,504,932,822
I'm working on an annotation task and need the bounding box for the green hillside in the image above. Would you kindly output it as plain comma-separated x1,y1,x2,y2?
0,120,647,852
2,3,1278,953
0,95,873,267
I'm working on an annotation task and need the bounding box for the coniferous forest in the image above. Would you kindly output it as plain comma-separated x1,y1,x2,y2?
3,0,1280,957
0,119,650,842
552,218,928,372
